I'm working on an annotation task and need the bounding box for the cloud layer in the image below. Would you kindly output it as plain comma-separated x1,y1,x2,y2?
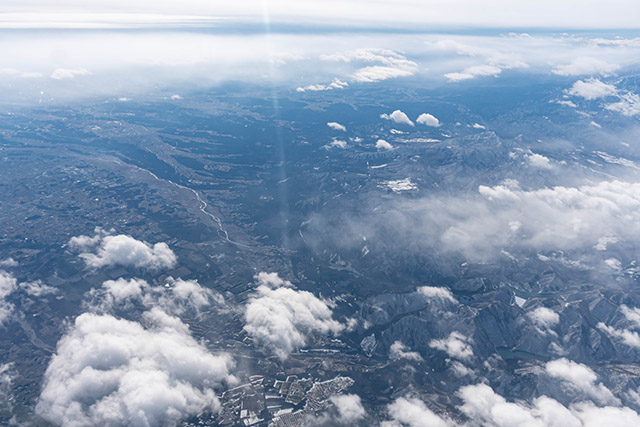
552,57,620,76
319,179,640,262
323,48,418,83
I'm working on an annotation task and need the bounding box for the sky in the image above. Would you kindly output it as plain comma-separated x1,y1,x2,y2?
1,0,640,29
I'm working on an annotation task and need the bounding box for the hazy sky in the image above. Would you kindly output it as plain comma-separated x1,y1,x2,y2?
2,0,640,29
1,1,638,103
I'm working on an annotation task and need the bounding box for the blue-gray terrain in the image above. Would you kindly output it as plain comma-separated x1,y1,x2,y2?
1,24,640,426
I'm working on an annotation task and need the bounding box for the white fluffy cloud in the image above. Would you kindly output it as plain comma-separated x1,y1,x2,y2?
429,331,474,361
327,122,347,131
380,178,418,193
599,322,640,348
621,305,640,327
545,359,619,406
320,178,640,262
552,57,620,76
0,270,17,325
0,270,60,324
353,66,414,82
0,271,17,298
472,180,640,256
323,48,418,83
384,369,640,427
90,276,221,316
436,38,528,82
556,99,577,108
591,37,640,47
460,383,640,427
382,396,451,427
566,78,617,100
570,402,640,427
606,93,640,116
254,271,293,289
598,305,640,349
458,384,567,427
390,341,423,361
50,67,90,80
416,286,457,304
380,110,414,126
296,78,348,92
528,307,560,333
102,277,147,303
445,64,502,82
379,179,640,261
36,308,236,427
69,231,177,270
20,280,58,297
330,394,366,423
376,139,393,150
329,139,348,149
449,361,474,378
0,363,14,415
243,272,344,359
526,153,552,169
168,278,221,310
416,113,440,127
0,258,18,268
